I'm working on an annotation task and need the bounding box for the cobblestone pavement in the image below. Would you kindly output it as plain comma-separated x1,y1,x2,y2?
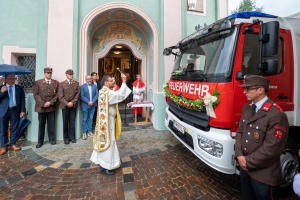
0,126,298,199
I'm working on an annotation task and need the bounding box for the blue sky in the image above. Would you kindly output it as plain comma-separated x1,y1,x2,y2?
228,0,300,17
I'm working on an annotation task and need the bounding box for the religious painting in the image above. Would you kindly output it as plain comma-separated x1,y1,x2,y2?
104,58,115,74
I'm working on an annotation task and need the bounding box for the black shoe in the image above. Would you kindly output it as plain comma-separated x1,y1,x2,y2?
36,143,43,148
100,169,115,175
71,139,76,143
50,141,56,145
64,140,70,145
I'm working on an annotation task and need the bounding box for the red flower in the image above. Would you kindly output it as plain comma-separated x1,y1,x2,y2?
100,114,106,120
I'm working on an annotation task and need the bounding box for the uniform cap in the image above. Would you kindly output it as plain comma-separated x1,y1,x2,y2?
239,74,270,87
44,67,53,73
65,69,74,75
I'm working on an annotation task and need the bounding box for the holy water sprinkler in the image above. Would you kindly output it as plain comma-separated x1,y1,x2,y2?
116,67,123,74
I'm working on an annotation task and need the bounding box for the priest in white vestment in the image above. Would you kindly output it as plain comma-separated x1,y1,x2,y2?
90,73,131,175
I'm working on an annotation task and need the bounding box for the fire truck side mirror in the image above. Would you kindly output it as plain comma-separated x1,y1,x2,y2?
259,59,279,75
163,48,172,56
261,21,279,56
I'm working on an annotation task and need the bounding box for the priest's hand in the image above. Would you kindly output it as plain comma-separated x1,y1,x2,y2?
121,73,127,83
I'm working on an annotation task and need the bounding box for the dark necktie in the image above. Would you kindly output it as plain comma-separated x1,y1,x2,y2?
47,80,50,85
69,80,72,85
252,104,257,117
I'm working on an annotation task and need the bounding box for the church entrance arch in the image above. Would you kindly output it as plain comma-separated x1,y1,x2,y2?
80,2,160,93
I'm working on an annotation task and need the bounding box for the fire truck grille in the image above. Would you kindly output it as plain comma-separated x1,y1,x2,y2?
168,100,210,131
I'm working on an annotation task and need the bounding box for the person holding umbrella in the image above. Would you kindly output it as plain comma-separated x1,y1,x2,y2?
0,73,26,155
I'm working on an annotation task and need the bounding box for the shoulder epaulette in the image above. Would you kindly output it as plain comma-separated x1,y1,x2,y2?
273,103,283,112
262,101,272,112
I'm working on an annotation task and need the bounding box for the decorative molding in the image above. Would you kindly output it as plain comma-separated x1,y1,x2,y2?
2,45,36,65
94,22,143,52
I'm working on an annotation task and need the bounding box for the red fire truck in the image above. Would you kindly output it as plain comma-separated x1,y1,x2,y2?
163,12,299,191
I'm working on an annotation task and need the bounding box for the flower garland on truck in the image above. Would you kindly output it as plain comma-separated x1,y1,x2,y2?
163,82,220,118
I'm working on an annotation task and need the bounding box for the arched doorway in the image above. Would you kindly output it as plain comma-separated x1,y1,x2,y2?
80,2,159,123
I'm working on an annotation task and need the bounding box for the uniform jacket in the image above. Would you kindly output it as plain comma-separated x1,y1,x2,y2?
58,79,80,109
80,83,98,109
235,98,289,186
33,79,59,113
0,84,25,118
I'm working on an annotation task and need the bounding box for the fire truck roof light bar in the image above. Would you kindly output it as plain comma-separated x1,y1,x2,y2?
228,11,277,20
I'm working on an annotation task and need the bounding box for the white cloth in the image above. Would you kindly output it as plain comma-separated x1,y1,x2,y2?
90,83,132,170
130,101,154,110
293,173,300,197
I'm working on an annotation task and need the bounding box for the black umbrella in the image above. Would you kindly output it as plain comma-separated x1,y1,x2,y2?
17,117,31,141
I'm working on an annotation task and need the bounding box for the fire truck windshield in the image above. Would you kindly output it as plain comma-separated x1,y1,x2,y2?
171,27,237,82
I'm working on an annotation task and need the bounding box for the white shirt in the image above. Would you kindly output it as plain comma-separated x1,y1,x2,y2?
67,79,72,84
45,78,51,84
252,96,268,113
6,83,16,106
88,83,92,101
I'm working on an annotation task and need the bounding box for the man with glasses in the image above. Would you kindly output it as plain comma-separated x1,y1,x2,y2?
0,73,25,155
33,67,59,148
235,75,289,200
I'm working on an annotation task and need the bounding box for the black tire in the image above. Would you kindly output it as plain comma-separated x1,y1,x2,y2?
280,138,299,197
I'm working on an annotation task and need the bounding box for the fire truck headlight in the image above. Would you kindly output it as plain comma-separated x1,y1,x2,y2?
198,136,223,158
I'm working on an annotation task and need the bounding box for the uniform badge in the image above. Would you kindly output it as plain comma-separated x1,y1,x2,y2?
274,130,283,139
274,125,286,139
254,132,259,140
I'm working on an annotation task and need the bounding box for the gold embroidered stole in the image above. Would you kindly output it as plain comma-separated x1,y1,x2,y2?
115,104,122,139
93,88,110,152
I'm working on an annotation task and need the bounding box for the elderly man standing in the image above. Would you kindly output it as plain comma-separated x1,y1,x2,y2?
34,67,59,148
90,73,131,175
236,75,289,200
80,75,98,140
0,73,25,155
58,69,80,144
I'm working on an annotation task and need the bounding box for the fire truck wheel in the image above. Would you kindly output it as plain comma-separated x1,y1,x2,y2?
280,138,299,196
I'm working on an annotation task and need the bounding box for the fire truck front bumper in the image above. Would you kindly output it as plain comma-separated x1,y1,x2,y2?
165,108,236,174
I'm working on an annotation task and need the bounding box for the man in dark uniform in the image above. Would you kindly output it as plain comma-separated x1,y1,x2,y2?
33,67,59,148
236,75,289,200
58,69,80,144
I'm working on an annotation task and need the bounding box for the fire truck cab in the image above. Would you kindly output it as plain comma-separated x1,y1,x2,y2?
163,12,300,190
